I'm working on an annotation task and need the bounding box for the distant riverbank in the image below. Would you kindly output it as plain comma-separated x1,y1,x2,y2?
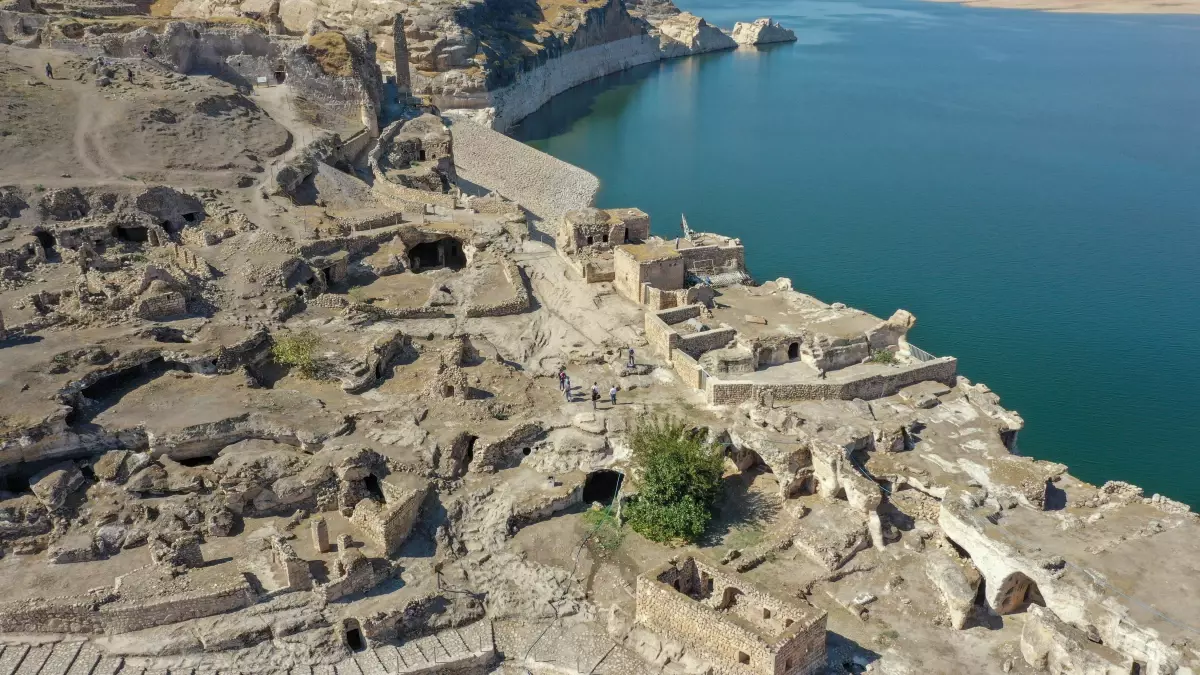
513,0,1200,506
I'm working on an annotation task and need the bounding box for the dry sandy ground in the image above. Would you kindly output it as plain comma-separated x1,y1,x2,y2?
922,0,1200,14
0,45,290,189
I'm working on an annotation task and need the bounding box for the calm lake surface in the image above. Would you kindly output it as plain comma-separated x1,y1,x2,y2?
512,0,1200,506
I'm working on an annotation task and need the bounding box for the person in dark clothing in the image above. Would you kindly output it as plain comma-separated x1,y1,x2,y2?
627,347,635,368
45,63,53,79
591,383,600,410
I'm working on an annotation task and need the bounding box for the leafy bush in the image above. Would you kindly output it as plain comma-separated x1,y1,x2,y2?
271,331,323,379
869,349,897,365
624,416,725,544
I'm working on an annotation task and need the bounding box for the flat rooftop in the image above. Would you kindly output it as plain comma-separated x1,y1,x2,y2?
704,284,881,342
616,241,680,262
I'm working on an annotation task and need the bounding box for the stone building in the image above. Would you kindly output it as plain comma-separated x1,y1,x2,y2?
613,241,685,305
557,207,650,254
636,557,826,675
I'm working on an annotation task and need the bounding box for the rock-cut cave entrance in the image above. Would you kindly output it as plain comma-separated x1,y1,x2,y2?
342,618,365,651
409,237,466,272
582,469,622,505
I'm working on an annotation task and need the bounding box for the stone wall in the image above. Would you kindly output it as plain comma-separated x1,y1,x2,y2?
636,558,825,675
0,574,256,634
469,423,546,472
645,304,701,357
99,575,256,633
133,291,187,320
707,357,958,406
463,261,532,318
342,210,405,232
676,327,737,359
678,243,745,276
350,482,427,556
671,349,706,391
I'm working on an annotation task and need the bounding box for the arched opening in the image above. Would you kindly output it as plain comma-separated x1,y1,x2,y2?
1132,661,1146,675
342,618,365,651
582,470,621,504
34,230,56,252
718,586,744,611
409,238,466,272
787,342,800,360
363,474,385,503
464,436,477,466
274,63,287,84
994,572,1045,615
114,225,148,243
418,149,427,161
586,235,594,246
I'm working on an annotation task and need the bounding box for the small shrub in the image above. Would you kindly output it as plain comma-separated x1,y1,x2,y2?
582,507,624,554
33,184,45,192
272,331,323,378
869,349,897,365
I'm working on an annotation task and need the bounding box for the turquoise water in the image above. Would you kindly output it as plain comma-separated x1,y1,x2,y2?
512,0,1200,506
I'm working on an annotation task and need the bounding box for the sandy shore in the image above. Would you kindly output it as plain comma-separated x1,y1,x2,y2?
922,0,1200,14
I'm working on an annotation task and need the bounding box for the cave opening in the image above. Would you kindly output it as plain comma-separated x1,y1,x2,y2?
408,238,466,272
582,469,622,504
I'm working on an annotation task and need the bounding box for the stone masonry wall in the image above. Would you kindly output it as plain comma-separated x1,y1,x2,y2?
464,261,531,317
677,327,738,358
645,304,701,357
636,559,825,675
351,485,427,556
706,357,958,406
98,576,257,633
671,349,705,390
678,244,745,276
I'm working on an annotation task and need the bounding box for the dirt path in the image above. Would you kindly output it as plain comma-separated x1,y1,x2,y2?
73,91,123,180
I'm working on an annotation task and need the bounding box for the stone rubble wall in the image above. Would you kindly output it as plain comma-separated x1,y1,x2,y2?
0,575,255,635
468,423,546,473
463,261,531,318
448,117,600,224
707,357,958,406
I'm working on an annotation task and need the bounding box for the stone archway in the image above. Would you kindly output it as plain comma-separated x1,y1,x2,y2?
992,571,1044,615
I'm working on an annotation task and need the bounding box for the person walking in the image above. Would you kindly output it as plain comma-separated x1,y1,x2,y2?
557,367,566,391
609,385,617,407
627,347,635,368
563,375,571,402
45,63,53,80
591,383,600,410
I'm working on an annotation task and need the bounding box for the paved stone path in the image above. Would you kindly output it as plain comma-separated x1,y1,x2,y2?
0,622,494,675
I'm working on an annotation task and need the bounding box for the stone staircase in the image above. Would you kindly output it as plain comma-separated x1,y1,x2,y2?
0,621,494,675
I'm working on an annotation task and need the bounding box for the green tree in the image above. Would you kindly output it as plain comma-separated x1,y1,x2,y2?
624,416,725,544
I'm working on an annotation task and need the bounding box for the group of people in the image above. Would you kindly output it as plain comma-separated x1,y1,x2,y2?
557,367,619,410
555,347,639,410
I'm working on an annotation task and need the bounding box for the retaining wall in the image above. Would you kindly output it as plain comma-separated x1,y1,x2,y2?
707,357,958,406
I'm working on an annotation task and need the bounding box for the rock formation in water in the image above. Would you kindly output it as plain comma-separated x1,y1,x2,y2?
732,17,798,45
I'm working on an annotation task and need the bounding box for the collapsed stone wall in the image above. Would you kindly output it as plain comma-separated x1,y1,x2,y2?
463,261,531,318
644,304,701,357
468,423,545,473
0,573,255,634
